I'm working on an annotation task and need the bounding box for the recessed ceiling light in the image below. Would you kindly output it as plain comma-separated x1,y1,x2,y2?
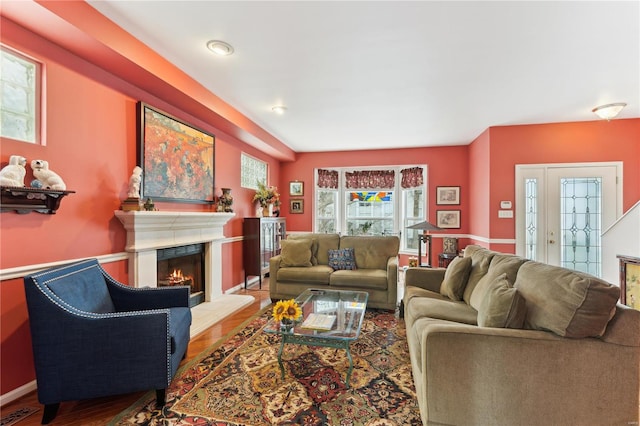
206,40,234,56
271,105,287,114
592,102,626,120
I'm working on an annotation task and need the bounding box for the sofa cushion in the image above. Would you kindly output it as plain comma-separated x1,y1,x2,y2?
339,236,400,270
470,254,529,310
514,261,620,338
406,295,478,326
328,248,357,270
329,268,388,290
462,246,497,305
477,273,527,328
288,233,340,265
46,266,116,313
280,239,313,267
277,265,333,284
439,256,472,301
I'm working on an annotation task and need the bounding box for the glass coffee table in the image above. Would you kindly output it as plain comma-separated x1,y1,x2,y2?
264,288,368,388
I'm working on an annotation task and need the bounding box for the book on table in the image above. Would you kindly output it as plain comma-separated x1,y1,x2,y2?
301,313,336,330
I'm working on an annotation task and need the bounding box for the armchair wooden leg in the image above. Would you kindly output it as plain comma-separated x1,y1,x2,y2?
41,403,60,424
155,389,166,408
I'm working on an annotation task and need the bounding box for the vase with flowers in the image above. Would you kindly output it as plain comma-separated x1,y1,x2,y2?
253,180,280,217
272,299,302,331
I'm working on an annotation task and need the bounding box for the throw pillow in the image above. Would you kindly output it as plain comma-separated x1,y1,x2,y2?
439,256,472,301
469,254,529,310
477,273,527,328
279,239,313,267
328,248,357,270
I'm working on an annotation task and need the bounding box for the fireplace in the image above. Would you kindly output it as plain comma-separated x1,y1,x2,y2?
157,244,205,307
114,211,234,300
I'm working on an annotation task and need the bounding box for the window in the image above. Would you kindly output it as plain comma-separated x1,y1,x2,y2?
240,153,267,190
1,46,41,144
346,191,394,235
315,166,426,252
403,188,425,251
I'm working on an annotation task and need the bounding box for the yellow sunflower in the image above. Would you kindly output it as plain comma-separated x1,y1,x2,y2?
273,299,302,322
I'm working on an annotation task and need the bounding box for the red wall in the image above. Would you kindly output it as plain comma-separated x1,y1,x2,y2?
468,129,491,246
484,119,640,250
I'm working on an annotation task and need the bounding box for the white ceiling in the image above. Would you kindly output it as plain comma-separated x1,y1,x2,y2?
87,1,639,153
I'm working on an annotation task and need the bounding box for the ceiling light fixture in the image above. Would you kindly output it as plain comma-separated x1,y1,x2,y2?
206,40,234,56
592,102,626,120
271,105,287,114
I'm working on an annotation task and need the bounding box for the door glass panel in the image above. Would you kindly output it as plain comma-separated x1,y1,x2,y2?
525,178,538,260
560,177,602,276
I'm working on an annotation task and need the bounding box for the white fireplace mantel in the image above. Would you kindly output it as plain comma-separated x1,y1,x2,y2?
114,210,234,252
114,210,235,298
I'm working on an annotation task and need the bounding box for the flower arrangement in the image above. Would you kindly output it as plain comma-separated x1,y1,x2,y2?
272,299,302,323
253,180,280,208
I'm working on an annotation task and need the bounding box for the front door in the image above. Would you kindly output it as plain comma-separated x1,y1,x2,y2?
515,163,621,277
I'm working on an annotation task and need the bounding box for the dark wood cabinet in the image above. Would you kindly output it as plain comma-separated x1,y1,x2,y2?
243,217,286,288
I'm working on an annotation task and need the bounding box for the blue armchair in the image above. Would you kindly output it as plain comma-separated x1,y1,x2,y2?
23,258,192,424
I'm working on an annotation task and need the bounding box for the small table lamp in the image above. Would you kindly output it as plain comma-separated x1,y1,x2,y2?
407,221,443,267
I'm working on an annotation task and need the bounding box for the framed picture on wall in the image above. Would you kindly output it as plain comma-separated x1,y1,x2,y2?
137,102,215,203
437,210,461,229
290,199,304,214
618,255,640,309
436,186,460,205
289,181,304,196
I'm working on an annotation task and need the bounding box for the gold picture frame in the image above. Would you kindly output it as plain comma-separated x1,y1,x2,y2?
289,181,304,196
290,199,304,214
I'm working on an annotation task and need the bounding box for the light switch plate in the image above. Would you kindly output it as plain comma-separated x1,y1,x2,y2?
498,210,513,218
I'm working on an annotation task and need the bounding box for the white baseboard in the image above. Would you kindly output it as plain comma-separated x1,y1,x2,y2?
0,380,37,407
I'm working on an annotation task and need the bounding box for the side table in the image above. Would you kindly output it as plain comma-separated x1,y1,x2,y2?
438,253,459,268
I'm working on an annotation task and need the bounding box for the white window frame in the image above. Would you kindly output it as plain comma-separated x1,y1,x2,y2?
314,165,427,252
0,45,42,144
240,153,268,190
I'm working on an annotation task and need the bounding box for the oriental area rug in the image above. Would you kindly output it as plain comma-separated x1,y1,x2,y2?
111,308,421,425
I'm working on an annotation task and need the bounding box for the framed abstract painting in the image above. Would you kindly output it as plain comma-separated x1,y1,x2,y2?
137,102,215,203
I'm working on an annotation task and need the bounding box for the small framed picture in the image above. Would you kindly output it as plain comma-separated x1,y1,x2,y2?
289,181,304,196
437,210,461,229
290,199,304,214
436,186,460,205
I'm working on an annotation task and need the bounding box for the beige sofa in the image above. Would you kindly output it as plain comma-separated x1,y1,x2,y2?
403,245,640,426
269,233,400,310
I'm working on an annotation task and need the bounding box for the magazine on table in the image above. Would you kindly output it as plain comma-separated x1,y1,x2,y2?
301,313,336,330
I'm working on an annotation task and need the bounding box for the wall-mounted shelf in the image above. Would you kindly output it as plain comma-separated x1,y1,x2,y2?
1,186,75,214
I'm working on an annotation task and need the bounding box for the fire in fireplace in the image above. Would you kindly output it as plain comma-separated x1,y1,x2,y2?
157,244,204,307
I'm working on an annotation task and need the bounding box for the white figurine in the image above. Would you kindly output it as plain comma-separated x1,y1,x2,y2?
31,159,66,190
127,166,142,198
0,155,27,187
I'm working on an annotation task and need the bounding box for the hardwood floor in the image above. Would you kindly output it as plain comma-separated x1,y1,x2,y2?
0,281,273,425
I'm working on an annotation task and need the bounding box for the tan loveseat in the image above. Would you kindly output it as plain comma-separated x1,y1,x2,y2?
403,245,640,426
269,233,400,310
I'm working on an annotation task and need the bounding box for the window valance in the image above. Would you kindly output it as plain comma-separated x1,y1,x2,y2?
401,167,424,188
317,169,339,189
345,170,395,189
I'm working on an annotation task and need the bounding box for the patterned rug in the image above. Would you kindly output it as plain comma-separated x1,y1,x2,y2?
111,308,421,425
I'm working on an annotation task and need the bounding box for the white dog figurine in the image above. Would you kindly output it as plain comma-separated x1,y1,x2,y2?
0,155,27,187
31,159,66,190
